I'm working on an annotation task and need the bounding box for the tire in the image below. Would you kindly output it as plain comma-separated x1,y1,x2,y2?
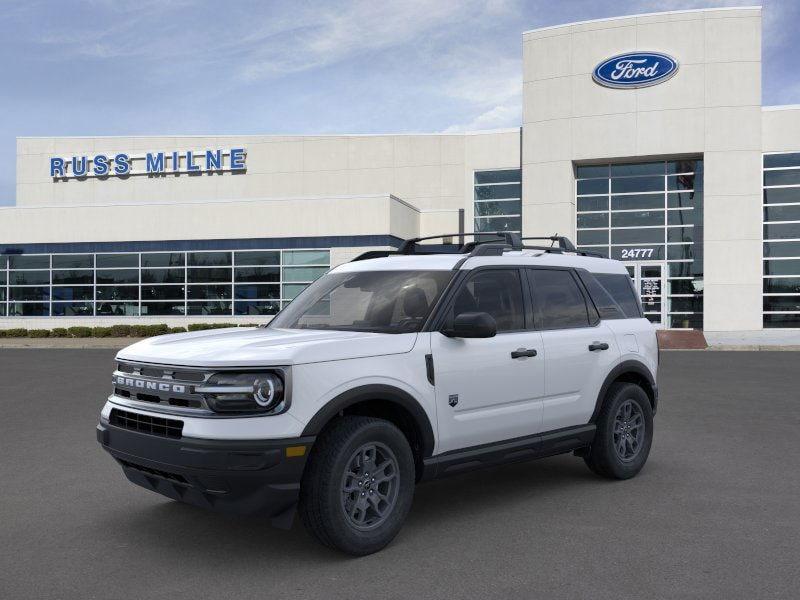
298,415,415,555
584,382,654,480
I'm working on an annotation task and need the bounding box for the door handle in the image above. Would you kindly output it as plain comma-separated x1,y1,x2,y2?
511,348,538,359
588,342,610,351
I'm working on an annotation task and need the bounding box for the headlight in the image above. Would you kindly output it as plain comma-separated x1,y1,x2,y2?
197,372,286,414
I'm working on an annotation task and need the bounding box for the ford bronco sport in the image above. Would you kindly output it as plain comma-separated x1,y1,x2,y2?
97,233,658,555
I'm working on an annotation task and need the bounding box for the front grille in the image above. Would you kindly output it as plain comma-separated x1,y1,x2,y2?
112,361,211,412
118,362,205,382
109,408,184,439
118,459,188,484
113,387,203,409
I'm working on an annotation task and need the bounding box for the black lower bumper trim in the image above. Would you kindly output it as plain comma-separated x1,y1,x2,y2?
97,422,314,527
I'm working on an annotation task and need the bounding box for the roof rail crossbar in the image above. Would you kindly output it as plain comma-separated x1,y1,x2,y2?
520,244,604,258
519,235,576,252
398,233,462,254
397,232,522,255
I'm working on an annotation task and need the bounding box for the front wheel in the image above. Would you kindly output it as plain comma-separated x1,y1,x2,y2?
584,382,654,479
299,416,415,555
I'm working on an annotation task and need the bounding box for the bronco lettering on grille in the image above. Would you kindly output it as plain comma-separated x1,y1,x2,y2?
113,375,186,394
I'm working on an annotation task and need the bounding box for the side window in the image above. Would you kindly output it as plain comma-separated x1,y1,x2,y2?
450,269,525,332
576,270,625,320
594,273,643,318
529,269,590,329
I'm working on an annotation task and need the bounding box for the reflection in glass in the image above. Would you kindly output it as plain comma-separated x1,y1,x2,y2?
611,176,663,194
96,302,139,316
187,252,232,267
52,270,93,285
52,302,94,316
96,254,137,268
10,271,50,285
141,253,185,268
53,286,94,301
52,254,93,269
9,255,49,269
612,194,664,211
96,269,138,284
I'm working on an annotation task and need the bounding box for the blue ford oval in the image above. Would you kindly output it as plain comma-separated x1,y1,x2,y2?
593,52,679,89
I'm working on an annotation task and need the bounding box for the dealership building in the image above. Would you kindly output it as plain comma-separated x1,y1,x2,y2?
2,6,799,335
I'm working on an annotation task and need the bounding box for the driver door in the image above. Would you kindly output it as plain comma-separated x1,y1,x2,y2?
430,268,545,453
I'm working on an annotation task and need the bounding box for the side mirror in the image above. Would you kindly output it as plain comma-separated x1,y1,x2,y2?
442,312,497,338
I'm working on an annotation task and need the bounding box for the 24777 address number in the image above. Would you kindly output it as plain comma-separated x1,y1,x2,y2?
620,248,655,259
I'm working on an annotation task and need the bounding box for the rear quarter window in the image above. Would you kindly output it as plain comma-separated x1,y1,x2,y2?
581,271,643,319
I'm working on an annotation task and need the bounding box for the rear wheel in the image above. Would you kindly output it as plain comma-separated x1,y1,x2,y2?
299,416,415,555
584,382,653,479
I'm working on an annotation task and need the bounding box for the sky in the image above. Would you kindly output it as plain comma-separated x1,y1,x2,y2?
1,0,799,206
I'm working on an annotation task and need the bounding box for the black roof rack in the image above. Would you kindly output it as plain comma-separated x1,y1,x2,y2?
397,232,523,254
349,232,602,262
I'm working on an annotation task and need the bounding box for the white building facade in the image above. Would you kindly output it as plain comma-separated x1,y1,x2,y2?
2,6,799,333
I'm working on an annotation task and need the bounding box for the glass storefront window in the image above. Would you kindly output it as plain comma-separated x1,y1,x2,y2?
576,158,704,329
141,253,185,268
234,266,280,282
96,254,137,268
9,302,49,316
96,269,138,284
187,302,233,315
52,270,93,285
763,153,800,328
235,251,280,266
187,285,232,300
52,254,93,269
0,248,330,319
10,271,50,285
187,251,231,267
53,287,94,301
141,268,184,284
52,302,94,317
235,300,281,315
474,169,521,235
9,255,49,269
234,284,280,300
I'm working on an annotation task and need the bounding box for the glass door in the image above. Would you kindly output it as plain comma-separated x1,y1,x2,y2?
626,262,666,328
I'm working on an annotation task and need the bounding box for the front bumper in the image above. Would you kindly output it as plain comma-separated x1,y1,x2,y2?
97,421,315,528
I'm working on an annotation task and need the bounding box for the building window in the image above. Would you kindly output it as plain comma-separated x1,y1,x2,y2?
474,169,521,235
575,159,704,329
0,248,330,318
763,153,800,328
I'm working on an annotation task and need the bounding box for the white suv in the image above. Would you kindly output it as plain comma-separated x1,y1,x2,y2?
97,234,658,555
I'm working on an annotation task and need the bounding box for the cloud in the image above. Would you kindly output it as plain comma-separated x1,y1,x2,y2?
442,102,521,132
235,0,476,81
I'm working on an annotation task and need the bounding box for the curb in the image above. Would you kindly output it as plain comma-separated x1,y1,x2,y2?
707,344,800,351
661,345,800,351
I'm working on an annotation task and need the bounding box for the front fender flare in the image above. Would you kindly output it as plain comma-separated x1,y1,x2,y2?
300,384,435,457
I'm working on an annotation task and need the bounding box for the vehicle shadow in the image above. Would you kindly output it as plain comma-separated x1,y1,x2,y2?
97,453,609,563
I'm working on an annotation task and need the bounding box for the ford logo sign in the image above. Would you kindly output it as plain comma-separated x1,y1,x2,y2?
592,52,678,89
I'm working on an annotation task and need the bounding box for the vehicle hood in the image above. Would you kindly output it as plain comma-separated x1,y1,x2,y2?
115,327,419,367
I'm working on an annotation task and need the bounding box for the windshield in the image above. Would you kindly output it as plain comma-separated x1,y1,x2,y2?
269,270,454,334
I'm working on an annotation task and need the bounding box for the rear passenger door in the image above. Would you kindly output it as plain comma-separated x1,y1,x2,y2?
527,268,620,432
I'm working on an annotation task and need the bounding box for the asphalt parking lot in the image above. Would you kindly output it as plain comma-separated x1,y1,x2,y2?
1,350,799,600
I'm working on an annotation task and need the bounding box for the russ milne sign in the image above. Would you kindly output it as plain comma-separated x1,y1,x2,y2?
592,52,678,89
50,148,246,179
